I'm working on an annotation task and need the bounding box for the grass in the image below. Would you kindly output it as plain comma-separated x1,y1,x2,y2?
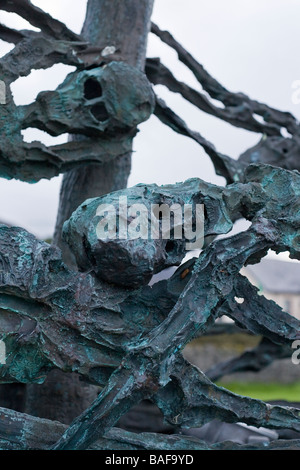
188,333,262,354
217,381,300,402
188,332,300,403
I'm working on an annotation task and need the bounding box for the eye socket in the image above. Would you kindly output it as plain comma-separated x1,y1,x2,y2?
165,240,176,253
84,78,103,100
91,103,109,121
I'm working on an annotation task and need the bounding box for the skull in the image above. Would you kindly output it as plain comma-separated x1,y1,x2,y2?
62,180,232,288
23,61,155,137
238,135,300,172
62,185,188,288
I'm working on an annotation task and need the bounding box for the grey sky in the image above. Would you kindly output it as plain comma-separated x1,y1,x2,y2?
1,0,300,242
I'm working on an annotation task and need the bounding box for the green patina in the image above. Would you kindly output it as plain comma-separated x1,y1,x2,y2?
0,0,300,452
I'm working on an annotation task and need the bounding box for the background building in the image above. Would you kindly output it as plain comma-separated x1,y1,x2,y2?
242,259,300,320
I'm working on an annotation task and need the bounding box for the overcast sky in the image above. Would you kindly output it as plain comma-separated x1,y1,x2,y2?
1,0,300,246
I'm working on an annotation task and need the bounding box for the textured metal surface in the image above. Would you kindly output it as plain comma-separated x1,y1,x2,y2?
0,0,300,451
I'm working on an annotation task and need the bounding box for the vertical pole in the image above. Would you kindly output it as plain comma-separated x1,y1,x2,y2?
25,0,154,423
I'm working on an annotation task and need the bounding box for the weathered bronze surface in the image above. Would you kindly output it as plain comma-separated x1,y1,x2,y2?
0,0,300,451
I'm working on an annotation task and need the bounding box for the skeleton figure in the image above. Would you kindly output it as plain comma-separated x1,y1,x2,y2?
0,62,154,181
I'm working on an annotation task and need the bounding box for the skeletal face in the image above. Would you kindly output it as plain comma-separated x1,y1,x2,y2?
29,61,155,137
239,135,300,170
63,187,188,288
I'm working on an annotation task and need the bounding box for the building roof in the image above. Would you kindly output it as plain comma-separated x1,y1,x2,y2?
245,258,300,294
